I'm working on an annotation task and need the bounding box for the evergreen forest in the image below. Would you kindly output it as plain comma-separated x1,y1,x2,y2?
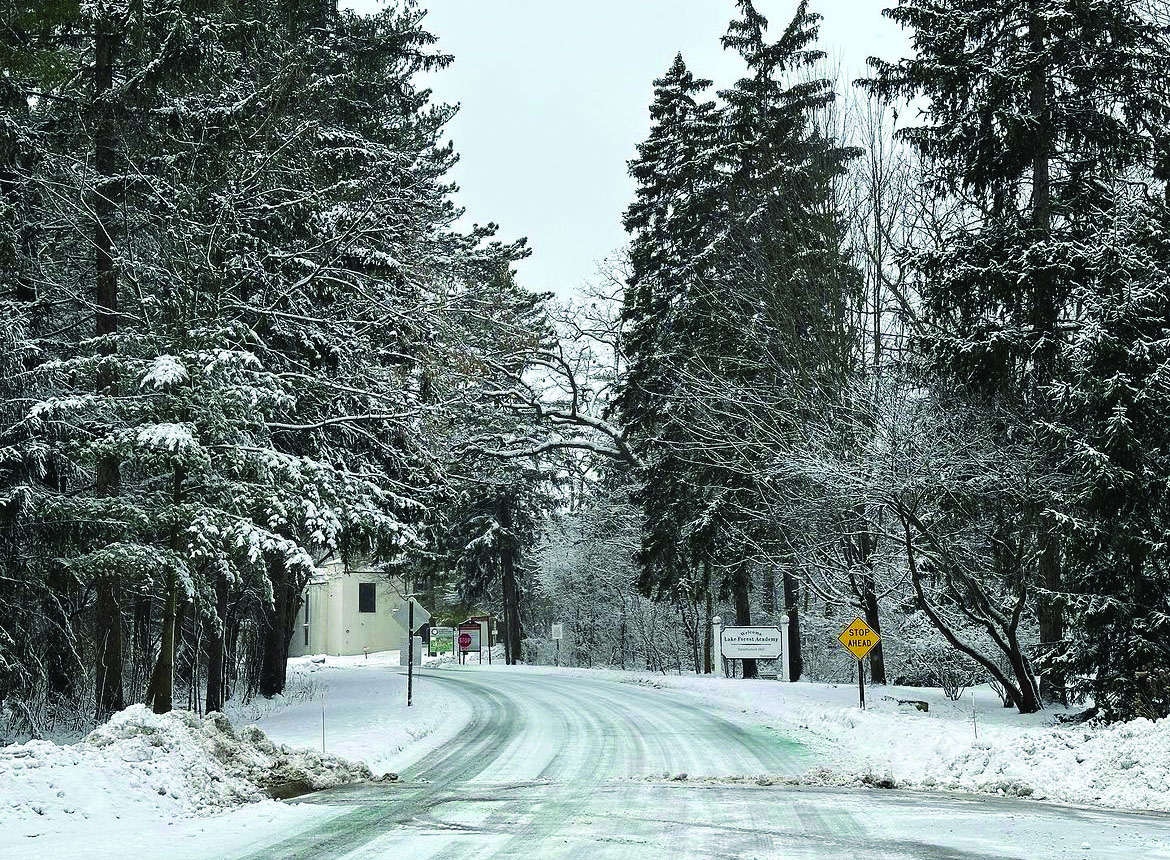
3,0,1170,738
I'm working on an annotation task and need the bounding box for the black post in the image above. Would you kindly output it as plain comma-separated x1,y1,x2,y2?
556,638,560,667
407,600,414,707
857,658,865,709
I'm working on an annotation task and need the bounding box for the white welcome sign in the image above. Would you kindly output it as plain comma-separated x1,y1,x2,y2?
720,625,784,659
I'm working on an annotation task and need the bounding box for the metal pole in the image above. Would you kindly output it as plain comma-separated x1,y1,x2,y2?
858,658,865,709
556,638,560,667
712,616,723,677
407,599,414,707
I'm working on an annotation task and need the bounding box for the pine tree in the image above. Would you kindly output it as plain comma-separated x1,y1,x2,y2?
1048,196,1170,719
864,0,1170,711
618,53,720,441
2,0,535,718
616,52,723,666
619,1,859,680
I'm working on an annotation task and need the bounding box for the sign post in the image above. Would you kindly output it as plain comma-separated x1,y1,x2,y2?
393,598,431,707
407,598,414,707
458,623,481,664
551,623,563,666
712,616,723,676
837,617,881,710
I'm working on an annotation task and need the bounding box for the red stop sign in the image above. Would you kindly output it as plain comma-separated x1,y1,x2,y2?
458,632,472,650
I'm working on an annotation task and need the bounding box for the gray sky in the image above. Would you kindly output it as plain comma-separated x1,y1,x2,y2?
347,1,911,297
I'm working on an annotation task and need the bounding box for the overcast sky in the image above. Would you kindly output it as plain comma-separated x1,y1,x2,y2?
347,1,912,298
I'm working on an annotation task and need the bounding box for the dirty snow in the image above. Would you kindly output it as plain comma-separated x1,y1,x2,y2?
0,652,466,860
545,665,1170,813
0,704,370,840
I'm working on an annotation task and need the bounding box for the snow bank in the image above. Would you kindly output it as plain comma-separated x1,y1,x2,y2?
233,651,473,777
661,674,1170,811
915,715,1170,809
0,704,371,836
505,664,1170,813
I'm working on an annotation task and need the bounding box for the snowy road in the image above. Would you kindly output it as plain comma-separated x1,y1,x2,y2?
234,667,1170,860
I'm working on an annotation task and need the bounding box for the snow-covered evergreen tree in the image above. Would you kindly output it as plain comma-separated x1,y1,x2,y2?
619,1,859,679
0,0,544,722
864,0,1170,713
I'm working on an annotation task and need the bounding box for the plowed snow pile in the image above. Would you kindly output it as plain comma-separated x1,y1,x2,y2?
548,666,1170,812
0,705,369,832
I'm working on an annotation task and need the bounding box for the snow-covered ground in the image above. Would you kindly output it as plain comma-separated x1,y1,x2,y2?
225,651,473,775
519,663,1170,812
0,651,465,859
3,653,1170,860
237,655,1170,813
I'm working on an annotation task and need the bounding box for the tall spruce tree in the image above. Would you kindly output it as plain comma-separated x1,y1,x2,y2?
1,0,535,720
1048,195,1170,719
620,1,859,680
864,0,1170,711
617,52,723,663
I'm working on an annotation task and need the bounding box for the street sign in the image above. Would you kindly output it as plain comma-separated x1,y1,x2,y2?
551,623,563,640
721,626,784,659
393,598,431,632
429,627,454,655
458,626,480,652
838,617,880,660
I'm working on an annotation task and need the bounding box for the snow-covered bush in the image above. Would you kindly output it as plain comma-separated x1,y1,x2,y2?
896,612,981,699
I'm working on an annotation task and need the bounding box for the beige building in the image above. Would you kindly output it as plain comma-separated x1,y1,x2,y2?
287,561,409,657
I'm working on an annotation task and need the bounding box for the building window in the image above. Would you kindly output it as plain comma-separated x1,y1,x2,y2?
358,582,376,613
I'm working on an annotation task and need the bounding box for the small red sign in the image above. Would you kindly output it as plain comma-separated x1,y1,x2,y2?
458,632,472,650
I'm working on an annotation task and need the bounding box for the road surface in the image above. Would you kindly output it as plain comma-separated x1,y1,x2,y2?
235,667,1170,860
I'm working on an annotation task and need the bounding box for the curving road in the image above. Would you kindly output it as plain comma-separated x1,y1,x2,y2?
240,667,1170,860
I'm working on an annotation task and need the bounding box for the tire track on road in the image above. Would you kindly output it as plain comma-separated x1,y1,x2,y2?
246,668,812,860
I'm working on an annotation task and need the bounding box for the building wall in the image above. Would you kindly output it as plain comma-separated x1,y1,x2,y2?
287,578,330,658
287,563,408,657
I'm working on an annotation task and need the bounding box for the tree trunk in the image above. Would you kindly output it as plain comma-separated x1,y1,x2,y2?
1028,3,1065,706
204,572,229,712
732,561,757,679
92,5,124,723
259,554,294,697
94,574,124,719
146,568,178,713
761,567,775,614
703,583,713,675
1036,516,1065,703
501,548,522,665
1006,630,1042,714
498,497,523,665
146,466,184,714
861,570,885,685
782,568,802,681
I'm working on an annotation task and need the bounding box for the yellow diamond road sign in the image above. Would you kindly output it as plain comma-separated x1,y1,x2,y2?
838,617,880,660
